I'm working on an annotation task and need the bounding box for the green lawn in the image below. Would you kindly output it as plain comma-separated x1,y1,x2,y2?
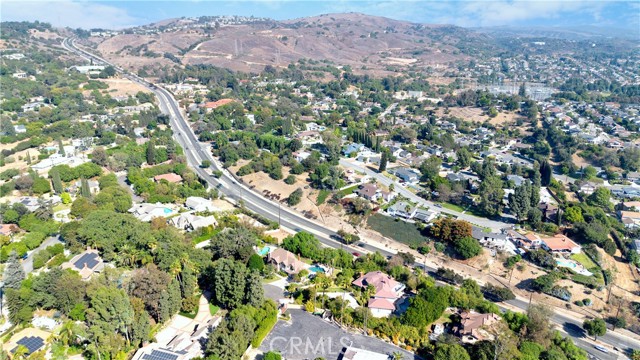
337,185,359,197
366,213,430,248
316,189,331,205
441,202,465,212
209,304,220,316
179,305,199,319
571,253,598,269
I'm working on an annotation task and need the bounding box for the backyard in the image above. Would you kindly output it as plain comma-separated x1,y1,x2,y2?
366,213,430,248
571,252,598,269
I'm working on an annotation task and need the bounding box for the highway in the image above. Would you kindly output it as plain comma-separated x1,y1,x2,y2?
61,38,637,359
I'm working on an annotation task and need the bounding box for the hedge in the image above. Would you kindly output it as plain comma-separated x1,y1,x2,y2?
251,309,278,348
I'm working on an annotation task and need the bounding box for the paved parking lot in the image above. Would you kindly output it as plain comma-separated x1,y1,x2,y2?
260,309,416,360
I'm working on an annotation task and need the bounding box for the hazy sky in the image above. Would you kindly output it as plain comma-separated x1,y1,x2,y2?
3,0,639,31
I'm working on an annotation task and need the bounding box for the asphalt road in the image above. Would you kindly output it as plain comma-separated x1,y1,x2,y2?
62,38,637,359
21,235,62,274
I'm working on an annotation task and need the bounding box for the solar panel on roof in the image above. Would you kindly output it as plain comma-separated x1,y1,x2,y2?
142,350,178,360
74,252,99,270
12,336,44,354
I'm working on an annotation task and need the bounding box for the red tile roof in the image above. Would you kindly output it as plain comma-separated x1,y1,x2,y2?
154,173,183,183
368,298,395,310
541,234,580,251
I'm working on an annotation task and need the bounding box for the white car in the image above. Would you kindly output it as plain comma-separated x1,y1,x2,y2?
594,345,609,353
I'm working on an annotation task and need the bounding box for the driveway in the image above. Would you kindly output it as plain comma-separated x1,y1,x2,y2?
260,309,416,360
22,235,63,274
263,283,285,302
116,172,143,202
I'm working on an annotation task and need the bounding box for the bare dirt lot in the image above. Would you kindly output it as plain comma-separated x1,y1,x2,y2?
434,107,521,126
88,77,151,97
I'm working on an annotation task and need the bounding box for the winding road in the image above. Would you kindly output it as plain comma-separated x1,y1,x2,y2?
61,38,637,359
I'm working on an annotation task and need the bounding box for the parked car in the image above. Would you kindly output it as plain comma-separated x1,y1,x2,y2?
352,252,361,257
594,345,608,353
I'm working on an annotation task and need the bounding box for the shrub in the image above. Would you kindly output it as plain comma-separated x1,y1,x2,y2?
482,283,515,301
284,174,296,185
287,188,303,206
247,254,265,271
181,295,199,313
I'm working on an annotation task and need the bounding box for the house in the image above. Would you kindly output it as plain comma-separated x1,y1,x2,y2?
293,150,311,162
626,172,640,183
619,211,640,229
622,201,640,211
129,203,177,222
387,201,417,219
305,122,326,132
267,248,307,274
0,224,19,237
14,124,26,133
539,202,559,222
72,65,105,74
391,167,419,183
611,186,640,199
131,316,221,360
379,191,396,203
343,143,365,156
517,232,542,250
185,196,219,212
541,234,581,254
169,212,217,231
456,311,501,344
15,196,41,212
352,271,405,317
507,174,528,187
580,182,598,195
472,228,516,254
356,183,380,201
341,347,391,360
30,153,90,173
414,209,437,223
61,249,105,281
2,328,51,357
154,173,183,183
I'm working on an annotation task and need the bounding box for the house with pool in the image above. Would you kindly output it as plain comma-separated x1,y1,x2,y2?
541,234,581,254
267,248,308,275
128,203,178,222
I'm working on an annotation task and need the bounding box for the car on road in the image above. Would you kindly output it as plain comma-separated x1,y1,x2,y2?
434,203,443,208
352,252,361,257
594,345,609,353
357,242,366,247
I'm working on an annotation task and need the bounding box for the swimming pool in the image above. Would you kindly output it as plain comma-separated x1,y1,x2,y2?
556,259,577,268
163,208,173,214
309,265,325,273
259,247,271,256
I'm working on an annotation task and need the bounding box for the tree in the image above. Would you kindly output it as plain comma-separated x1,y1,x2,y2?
130,297,150,347
526,304,553,346
61,192,72,204
455,236,483,259
420,157,442,181
58,138,65,155
146,140,156,165
587,187,612,211
245,270,264,307
564,206,583,223
434,343,470,360
287,188,303,206
51,169,63,194
129,265,172,322
211,259,249,309
247,254,264,272
583,318,607,340
478,176,504,217
540,160,552,186
456,147,472,168
210,226,256,261
201,160,211,168
509,182,531,222
158,279,181,323
92,147,108,167
379,150,388,172
3,251,25,289
264,352,282,360
80,178,91,198
583,166,597,181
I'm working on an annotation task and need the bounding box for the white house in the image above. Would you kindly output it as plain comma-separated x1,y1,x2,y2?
129,203,177,222
169,212,217,231
387,201,417,219
185,196,219,212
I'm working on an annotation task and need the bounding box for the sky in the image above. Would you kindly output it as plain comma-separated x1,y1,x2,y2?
2,0,639,31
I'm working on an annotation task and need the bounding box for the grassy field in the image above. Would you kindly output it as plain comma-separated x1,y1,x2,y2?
366,213,430,248
209,304,220,316
441,202,465,212
337,185,359,197
571,253,598,269
316,189,331,205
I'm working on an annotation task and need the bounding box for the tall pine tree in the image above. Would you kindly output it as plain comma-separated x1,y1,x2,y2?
379,150,388,172
3,251,25,289
540,160,552,186
51,169,63,194
146,140,156,165
81,178,91,198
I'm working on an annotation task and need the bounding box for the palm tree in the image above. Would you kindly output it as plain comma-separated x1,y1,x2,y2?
57,320,77,347
12,345,28,360
392,351,404,360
